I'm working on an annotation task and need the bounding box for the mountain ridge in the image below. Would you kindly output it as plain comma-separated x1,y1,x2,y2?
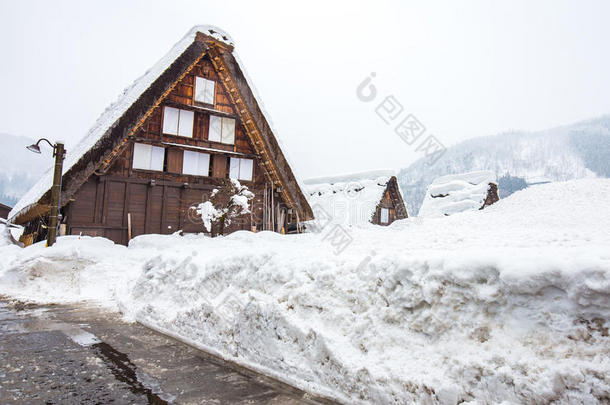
398,114,610,215
0,133,52,207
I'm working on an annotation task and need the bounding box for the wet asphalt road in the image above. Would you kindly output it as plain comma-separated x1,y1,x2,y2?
0,298,334,405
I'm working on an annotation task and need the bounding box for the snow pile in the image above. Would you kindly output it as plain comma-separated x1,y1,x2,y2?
304,171,397,227
419,170,496,217
1,179,609,404
122,179,610,404
0,236,140,309
0,219,23,247
0,223,13,247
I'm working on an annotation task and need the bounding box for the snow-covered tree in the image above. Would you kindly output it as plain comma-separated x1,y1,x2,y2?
192,179,254,236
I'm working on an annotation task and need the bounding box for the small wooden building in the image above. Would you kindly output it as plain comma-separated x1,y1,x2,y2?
418,170,499,217
0,203,11,219
304,171,408,226
9,26,313,245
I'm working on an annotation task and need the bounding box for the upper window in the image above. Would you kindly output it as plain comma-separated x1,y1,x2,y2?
208,116,235,144
194,77,215,105
380,207,390,224
229,157,253,181
182,150,210,176
133,143,164,171
163,106,194,137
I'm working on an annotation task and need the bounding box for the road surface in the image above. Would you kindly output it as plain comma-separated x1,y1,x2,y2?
0,298,336,404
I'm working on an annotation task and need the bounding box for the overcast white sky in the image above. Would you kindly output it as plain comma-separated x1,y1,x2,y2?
1,0,609,178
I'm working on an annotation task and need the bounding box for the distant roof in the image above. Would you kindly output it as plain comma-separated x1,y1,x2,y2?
9,25,312,223
419,170,496,217
305,171,403,226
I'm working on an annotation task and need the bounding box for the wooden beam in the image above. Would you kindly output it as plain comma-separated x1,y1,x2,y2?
206,43,296,209
99,50,209,173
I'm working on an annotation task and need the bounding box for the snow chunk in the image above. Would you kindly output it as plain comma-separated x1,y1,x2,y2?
195,201,220,232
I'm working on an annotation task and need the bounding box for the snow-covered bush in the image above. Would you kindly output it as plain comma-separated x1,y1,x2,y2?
192,179,254,236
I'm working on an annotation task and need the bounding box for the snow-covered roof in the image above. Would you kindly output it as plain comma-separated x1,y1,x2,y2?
9,25,312,223
304,169,396,186
10,26,224,221
305,171,399,226
525,176,552,184
418,170,496,217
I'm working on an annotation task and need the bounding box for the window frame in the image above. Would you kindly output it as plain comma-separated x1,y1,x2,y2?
162,106,194,138
380,207,390,224
208,115,236,145
194,76,216,105
132,142,165,172
182,150,211,177
229,157,254,181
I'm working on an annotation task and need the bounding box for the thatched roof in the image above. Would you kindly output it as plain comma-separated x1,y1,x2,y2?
10,25,313,224
304,170,407,226
418,170,498,217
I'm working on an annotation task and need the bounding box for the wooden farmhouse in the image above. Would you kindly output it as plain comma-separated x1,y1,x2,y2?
304,171,408,227
9,26,313,245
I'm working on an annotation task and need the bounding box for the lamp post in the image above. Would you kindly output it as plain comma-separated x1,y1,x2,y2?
27,138,66,247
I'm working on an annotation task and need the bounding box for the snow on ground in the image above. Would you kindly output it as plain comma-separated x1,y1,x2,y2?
1,179,609,404
0,236,140,310
419,170,496,217
0,223,13,247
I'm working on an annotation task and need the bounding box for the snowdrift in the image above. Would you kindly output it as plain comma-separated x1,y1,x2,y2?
1,179,609,404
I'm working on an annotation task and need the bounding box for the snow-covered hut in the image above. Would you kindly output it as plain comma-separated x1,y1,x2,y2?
9,26,313,245
304,171,408,227
418,170,499,217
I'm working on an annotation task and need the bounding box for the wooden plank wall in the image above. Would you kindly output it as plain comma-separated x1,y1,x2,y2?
371,189,400,226
66,175,255,244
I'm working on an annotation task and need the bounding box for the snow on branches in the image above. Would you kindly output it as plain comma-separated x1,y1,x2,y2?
192,179,254,235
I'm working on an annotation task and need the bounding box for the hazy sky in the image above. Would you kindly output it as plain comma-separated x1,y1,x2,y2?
1,0,609,178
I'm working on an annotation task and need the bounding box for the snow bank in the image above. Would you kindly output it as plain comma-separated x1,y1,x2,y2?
1,179,609,404
419,170,497,217
0,236,140,309
0,223,13,247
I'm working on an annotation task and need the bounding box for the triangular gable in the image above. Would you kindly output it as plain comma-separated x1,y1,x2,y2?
10,26,313,224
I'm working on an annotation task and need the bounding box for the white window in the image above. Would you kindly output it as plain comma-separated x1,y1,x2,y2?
182,150,210,176
229,157,253,181
162,106,194,137
194,77,215,105
380,207,390,224
133,143,164,171
208,116,235,144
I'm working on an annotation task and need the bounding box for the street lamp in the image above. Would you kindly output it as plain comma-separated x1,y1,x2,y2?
26,138,66,247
